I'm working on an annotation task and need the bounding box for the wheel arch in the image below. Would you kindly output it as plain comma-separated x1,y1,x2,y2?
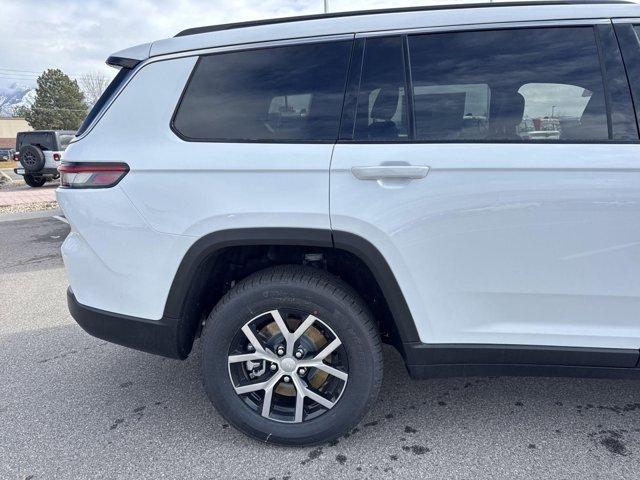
165,228,420,360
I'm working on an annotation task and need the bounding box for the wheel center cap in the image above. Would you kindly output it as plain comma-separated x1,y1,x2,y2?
281,358,296,373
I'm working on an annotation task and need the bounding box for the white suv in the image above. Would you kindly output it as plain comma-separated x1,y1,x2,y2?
58,1,640,445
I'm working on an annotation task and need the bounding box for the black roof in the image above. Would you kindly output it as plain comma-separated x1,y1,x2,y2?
175,1,631,37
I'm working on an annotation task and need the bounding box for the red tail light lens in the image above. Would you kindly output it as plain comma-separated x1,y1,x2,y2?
58,163,129,189
53,153,61,161
13,153,19,161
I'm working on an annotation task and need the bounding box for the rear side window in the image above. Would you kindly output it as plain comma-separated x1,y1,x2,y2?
408,27,609,142
76,67,132,137
173,40,352,142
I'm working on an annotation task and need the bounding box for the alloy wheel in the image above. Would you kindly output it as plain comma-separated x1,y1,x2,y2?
227,309,349,423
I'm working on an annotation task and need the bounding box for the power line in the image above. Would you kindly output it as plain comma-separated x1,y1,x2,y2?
0,67,43,74
0,73,82,78
0,72,40,77
0,75,83,83
0,69,83,82
0,67,82,75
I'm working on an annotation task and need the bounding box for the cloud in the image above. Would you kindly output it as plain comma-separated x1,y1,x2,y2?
0,0,449,88
5,0,626,88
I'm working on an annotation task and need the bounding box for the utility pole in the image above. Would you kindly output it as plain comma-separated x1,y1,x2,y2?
324,0,329,13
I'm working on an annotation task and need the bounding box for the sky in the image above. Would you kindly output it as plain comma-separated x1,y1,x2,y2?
0,0,473,90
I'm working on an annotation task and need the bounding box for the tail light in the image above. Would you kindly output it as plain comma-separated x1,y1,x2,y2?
13,152,19,161
58,162,129,189
53,153,61,161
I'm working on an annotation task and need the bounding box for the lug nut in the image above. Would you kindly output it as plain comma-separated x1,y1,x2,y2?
270,364,277,371
247,344,254,352
276,346,285,356
294,349,304,359
297,367,307,376
283,376,291,383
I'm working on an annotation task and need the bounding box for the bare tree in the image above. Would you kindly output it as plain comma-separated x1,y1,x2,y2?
79,71,111,108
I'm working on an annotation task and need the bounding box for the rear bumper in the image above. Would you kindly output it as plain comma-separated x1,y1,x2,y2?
14,167,59,176
67,288,189,359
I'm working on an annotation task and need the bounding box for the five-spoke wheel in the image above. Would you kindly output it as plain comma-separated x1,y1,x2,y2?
201,265,382,445
228,309,348,423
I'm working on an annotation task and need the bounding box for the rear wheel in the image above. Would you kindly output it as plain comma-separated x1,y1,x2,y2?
23,174,46,188
200,265,382,445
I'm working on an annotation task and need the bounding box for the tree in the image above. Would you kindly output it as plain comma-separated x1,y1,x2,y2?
12,105,29,118
23,69,88,130
80,71,110,108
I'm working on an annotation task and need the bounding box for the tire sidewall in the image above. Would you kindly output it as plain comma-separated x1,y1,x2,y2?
23,174,46,187
201,275,380,445
20,145,45,172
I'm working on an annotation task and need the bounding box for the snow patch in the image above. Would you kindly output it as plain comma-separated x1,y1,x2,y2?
0,83,36,117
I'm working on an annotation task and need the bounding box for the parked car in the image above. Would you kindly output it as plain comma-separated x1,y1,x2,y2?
0,148,14,161
58,0,640,445
14,130,75,187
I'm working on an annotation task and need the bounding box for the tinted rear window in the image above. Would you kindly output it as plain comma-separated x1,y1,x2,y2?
17,132,55,150
173,40,352,142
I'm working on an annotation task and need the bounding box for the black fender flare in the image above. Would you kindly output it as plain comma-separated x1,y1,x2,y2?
163,228,420,355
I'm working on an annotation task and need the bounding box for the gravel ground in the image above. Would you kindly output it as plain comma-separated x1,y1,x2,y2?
2,215,640,479
0,175,59,213
0,200,58,215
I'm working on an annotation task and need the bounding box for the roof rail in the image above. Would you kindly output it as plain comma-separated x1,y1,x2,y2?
175,0,632,37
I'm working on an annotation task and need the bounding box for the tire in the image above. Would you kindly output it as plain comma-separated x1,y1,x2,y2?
201,265,382,446
19,145,45,172
23,174,46,188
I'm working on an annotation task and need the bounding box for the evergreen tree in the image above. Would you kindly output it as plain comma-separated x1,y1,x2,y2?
24,69,87,130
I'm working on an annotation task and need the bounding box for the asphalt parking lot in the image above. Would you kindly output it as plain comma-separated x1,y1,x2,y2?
2,213,640,479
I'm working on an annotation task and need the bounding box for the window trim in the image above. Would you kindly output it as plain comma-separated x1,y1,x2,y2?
338,38,365,141
596,23,639,140
354,18,611,38
170,35,355,144
594,25,615,139
342,21,636,145
612,20,640,136
402,36,416,140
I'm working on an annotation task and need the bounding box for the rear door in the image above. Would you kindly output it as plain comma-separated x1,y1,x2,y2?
330,22,640,356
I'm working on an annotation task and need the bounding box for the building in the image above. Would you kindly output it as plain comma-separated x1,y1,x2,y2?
0,117,31,149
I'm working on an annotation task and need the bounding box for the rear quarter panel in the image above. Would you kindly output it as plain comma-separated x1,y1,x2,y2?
60,55,333,319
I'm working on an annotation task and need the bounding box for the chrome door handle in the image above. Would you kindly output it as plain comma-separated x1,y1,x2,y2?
351,165,430,180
